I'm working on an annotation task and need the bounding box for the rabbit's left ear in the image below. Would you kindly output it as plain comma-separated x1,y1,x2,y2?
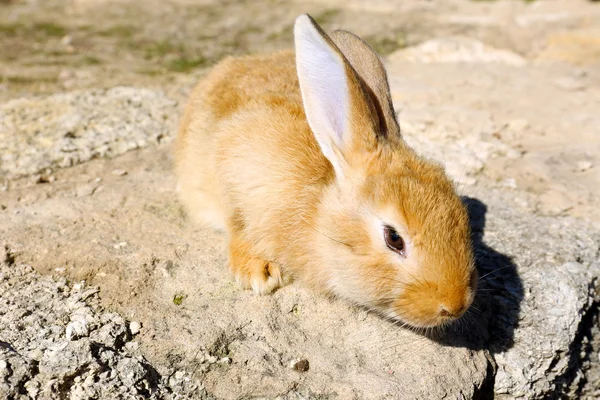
294,14,351,178
330,29,401,140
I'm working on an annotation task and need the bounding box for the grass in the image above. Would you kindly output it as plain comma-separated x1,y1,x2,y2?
1,75,56,84
81,55,102,65
313,9,340,25
137,67,165,77
33,22,66,37
138,39,209,72
173,292,187,306
168,56,208,72
367,33,408,56
98,24,135,38
0,21,67,38
144,40,182,59
0,23,19,36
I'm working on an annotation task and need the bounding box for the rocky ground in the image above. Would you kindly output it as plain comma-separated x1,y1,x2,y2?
1,0,600,399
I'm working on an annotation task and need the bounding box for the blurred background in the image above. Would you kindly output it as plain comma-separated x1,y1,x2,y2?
1,0,599,221
1,0,599,101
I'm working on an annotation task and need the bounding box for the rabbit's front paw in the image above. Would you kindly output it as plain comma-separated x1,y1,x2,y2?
228,235,282,295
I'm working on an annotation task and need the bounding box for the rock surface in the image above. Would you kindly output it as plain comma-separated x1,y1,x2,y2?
1,103,599,398
0,87,177,180
0,262,209,399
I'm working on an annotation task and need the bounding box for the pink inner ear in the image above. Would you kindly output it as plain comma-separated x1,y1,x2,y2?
294,15,349,173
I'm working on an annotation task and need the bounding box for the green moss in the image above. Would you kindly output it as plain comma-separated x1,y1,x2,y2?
267,25,293,42
81,55,102,65
33,22,66,37
1,75,56,84
98,24,135,38
239,25,263,36
0,23,20,36
137,67,165,76
168,56,208,72
367,33,407,56
0,21,67,38
312,9,340,25
144,40,182,59
173,292,187,306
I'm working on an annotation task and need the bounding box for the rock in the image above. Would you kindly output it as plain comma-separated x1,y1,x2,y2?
115,357,147,387
577,161,593,172
289,358,310,372
111,169,128,176
75,183,100,197
469,199,600,399
113,241,128,249
39,339,94,378
494,262,600,398
0,65,598,399
129,321,141,335
554,76,586,91
390,37,527,66
535,29,600,65
0,87,178,180
0,261,209,399
66,318,89,340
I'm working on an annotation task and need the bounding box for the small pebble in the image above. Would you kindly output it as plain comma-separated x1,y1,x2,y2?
113,242,128,249
174,371,185,380
129,321,141,335
111,169,128,176
289,358,310,372
501,178,517,189
29,348,44,361
61,35,72,45
206,355,218,364
576,161,593,172
66,319,89,340
24,380,40,398
0,360,7,370
505,118,529,133
75,183,100,197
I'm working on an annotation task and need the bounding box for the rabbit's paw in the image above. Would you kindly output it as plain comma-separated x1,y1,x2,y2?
228,236,282,295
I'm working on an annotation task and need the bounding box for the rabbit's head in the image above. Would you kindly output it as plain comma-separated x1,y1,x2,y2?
295,15,477,328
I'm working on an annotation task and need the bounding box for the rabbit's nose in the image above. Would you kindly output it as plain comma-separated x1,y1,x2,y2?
439,302,467,319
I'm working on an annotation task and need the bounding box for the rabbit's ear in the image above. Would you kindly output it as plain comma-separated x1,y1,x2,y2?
330,30,401,140
294,15,354,178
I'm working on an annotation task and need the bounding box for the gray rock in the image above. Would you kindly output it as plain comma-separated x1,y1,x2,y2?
390,36,527,66
0,82,598,399
460,194,600,399
0,260,210,399
39,339,95,378
0,87,177,180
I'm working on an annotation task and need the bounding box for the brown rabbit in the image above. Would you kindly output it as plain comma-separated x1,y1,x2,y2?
174,15,477,328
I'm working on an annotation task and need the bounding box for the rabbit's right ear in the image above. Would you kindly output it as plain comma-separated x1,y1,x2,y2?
294,15,352,178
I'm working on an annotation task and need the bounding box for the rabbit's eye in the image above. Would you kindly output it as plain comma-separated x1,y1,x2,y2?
384,226,405,255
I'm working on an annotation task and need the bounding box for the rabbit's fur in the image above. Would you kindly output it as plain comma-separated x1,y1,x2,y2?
174,15,477,328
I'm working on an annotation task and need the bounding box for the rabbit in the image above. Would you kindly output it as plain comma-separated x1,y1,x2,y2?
174,14,477,328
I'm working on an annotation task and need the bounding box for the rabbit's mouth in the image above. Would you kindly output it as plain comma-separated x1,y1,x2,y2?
385,279,476,329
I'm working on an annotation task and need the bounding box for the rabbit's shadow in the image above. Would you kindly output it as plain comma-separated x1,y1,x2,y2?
432,196,524,354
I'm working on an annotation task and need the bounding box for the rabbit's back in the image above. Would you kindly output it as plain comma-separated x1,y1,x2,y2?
174,50,331,236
